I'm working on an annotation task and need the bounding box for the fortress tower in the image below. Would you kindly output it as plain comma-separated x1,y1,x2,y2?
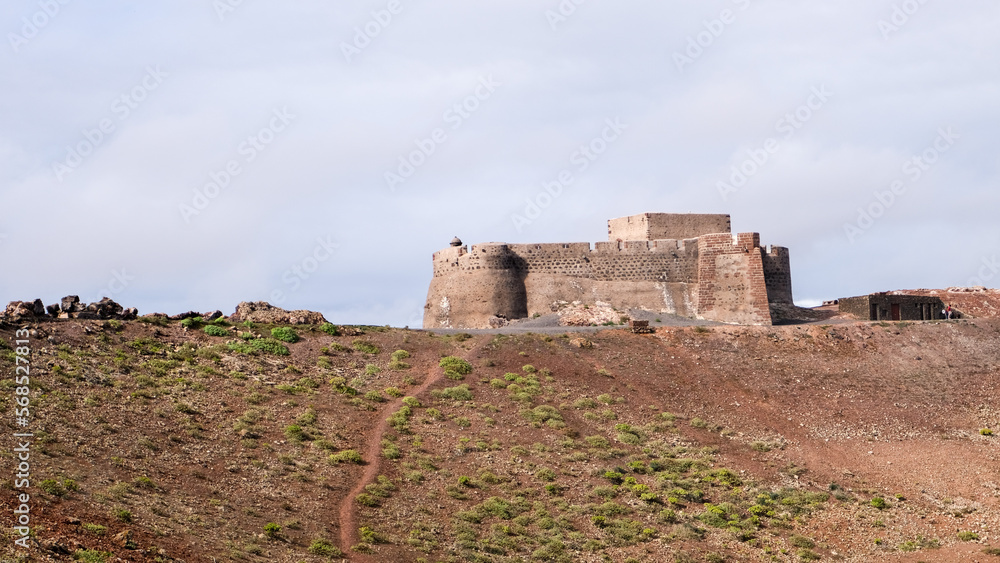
423,213,793,329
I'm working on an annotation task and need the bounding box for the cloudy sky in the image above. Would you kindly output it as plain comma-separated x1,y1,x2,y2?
1,1,998,326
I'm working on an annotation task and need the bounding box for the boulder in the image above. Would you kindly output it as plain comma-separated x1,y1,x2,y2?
87,297,127,319
229,301,327,325
202,310,224,322
2,300,45,321
168,311,201,321
60,295,84,313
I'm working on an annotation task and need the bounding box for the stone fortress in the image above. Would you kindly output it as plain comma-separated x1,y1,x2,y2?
423,213,794,329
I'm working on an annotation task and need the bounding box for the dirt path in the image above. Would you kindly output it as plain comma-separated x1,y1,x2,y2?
338,365,445,558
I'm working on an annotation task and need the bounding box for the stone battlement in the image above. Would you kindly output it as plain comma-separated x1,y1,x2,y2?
424,213,793,329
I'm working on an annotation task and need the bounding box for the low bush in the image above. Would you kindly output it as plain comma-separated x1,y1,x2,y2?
330,450,364,464
203,325,228,337
308,538,343,556
433,384,473,401
271,327,299,343
352,339,380,355
439,356,473,379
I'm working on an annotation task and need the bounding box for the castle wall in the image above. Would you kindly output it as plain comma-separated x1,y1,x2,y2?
696,233,773,325
520,276,692,317
762,246,793,304
424,215,789,329
424,244,527,329
608,213,731,241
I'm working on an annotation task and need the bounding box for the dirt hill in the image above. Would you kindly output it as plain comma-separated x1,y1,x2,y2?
2,315,1000,562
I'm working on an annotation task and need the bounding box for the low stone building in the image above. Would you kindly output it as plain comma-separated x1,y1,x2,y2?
423,213,794,329
838,293,945,321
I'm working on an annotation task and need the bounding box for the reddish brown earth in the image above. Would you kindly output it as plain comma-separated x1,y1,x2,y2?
1,316,999,562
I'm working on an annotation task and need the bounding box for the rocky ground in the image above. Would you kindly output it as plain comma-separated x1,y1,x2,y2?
1,305,999,562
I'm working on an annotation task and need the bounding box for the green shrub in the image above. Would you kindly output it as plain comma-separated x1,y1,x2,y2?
228,338,290,356
271,327,299,343
981,428,994,436
319,323,340,336
383,387,403,397
585,435,610,448
180,316,204,329
285,424,310,442
439,356,473,379
352,339,380,354
263,522,281,539
82,523,107,535
308,538,343,556
329,377,358,395
789,535,815,548
133,476,156,489
73,549,113,562
574,397,598,409
359,526,384,544
958,531,980,541
115,509,133,523
523,405,563,426
296,408,317,425
870,496,887,510
535,467,557,482
330,450,364,464
203,325,228,337
401,396,420,407
391,350,411,361
39,478,67,497
382,440,401,460
433,384,473,401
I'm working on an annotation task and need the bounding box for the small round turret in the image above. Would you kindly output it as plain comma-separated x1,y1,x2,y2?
450,236,463,247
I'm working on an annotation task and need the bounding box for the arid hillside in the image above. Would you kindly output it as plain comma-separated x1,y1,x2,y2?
2,315,1000,562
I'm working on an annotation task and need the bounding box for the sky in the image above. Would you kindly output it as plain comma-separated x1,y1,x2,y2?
1,1,998,327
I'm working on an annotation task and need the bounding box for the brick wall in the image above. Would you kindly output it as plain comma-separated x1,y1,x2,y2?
696,233,773,325
762,246,793,304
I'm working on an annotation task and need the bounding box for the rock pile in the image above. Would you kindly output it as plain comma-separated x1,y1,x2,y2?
1,295,138,323
228,301,327,325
